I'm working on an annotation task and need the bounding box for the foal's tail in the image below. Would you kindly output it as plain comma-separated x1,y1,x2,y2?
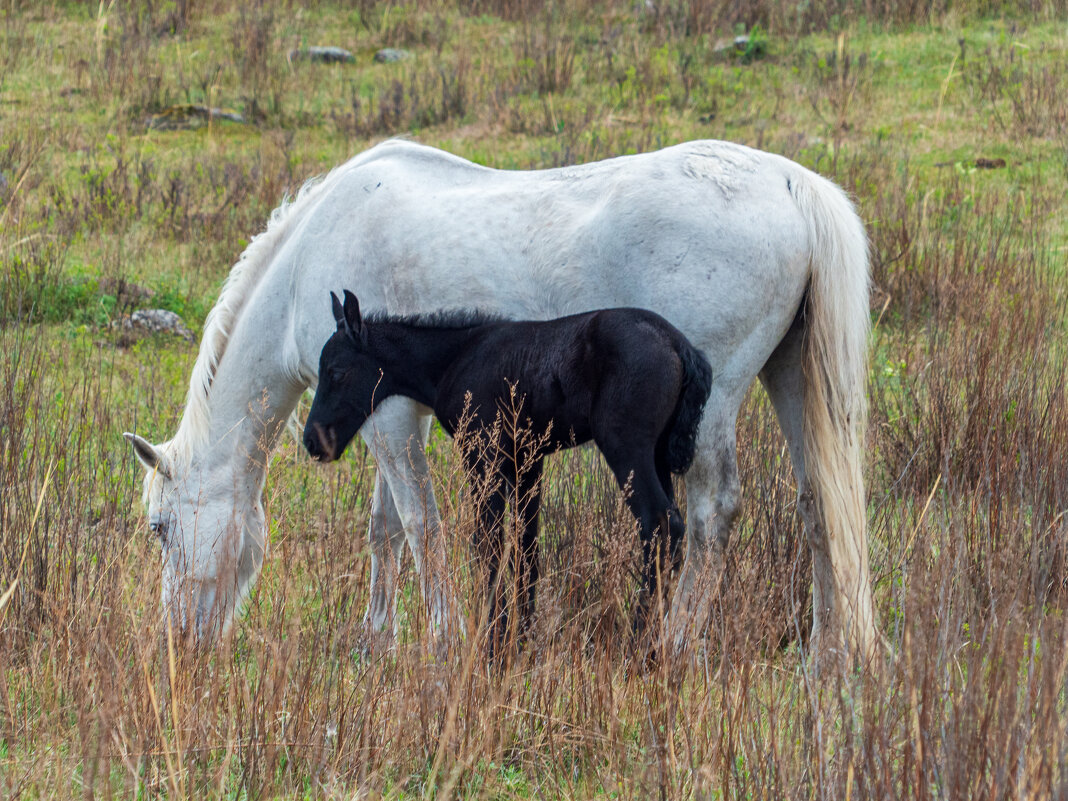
666,340,713,475
789,167,878,665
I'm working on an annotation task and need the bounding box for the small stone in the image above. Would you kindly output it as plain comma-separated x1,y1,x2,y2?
290,46,355,64
121,309,196,343
373,48,412,64
713,36,750,54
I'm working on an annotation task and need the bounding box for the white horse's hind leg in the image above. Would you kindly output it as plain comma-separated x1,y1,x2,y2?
760,322,876,674
361,398,451,638
668,393,742,650
757,327,820,645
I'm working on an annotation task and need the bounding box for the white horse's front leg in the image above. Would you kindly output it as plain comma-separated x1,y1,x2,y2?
361,397,451,638
363,470,406,637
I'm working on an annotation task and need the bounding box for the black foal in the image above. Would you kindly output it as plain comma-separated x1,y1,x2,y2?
304,291,713,653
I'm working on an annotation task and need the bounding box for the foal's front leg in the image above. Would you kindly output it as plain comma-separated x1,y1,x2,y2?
476,485,509,660
464,450,510,659
513,458,544,638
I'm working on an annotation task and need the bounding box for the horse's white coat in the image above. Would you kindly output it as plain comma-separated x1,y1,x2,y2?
127,139,878,669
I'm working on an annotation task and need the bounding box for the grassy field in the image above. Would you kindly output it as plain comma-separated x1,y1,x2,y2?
2,0,1068,797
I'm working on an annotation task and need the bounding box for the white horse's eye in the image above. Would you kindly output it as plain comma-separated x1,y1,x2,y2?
149,518,169,545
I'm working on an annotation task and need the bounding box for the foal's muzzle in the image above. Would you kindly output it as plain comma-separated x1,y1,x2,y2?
303,422,338,461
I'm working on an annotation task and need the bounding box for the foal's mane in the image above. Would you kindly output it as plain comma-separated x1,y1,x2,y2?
367,308,504,330
167,164,351,467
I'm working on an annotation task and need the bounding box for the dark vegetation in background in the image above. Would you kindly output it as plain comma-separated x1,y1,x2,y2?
2,0,1068,797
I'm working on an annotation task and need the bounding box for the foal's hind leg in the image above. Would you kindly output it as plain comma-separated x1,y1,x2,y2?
596,439,676,639
654,443,685,572
480,486,511,660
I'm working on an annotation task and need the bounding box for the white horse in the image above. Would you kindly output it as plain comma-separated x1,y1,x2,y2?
125,138,878,671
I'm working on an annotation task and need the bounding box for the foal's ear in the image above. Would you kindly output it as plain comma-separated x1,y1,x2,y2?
330,291,345,328
331,290,360,343
123,432,172,480
342,290,366,343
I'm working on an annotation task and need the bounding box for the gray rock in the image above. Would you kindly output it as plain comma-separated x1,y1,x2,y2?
123,309,196,342
713,35,751,54
373,48,412,63
290,46,355,64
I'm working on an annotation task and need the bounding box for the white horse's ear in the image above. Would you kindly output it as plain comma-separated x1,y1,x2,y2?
123,432,171,479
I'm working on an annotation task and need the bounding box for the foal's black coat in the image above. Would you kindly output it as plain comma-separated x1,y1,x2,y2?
304,291,713,651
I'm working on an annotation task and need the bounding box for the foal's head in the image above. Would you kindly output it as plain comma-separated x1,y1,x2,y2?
303,290,386,461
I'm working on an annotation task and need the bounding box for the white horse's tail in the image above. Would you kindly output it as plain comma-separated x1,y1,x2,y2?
790,169,879,666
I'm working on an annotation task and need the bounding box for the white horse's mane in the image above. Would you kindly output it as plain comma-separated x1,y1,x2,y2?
166,165,344,468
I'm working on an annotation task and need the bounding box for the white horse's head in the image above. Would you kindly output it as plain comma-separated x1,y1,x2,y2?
124,432,266,643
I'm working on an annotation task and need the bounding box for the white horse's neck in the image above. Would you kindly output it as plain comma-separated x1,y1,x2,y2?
190,284,305,489
165,161,355,484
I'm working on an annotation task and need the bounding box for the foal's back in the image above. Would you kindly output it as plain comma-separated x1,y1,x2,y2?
433,308,687,452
